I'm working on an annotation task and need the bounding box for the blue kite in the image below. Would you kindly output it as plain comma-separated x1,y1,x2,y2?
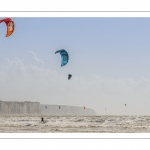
55,49,69,67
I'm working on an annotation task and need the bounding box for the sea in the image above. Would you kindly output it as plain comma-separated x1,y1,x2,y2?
0,115,150,132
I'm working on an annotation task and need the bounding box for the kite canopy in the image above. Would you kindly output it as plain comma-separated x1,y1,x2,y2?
0,18,15,37
55,49,69,67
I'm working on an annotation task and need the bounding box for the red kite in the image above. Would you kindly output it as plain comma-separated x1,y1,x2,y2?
0,18,15,37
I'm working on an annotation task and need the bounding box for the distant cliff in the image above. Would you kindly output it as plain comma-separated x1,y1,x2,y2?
40,105,96,116
0,101,41,114
0,101,96,116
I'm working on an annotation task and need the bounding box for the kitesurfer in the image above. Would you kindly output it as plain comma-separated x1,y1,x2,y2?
41,117,44,123
68,74,72,80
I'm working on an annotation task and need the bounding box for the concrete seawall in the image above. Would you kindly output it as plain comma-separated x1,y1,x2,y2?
0,101,96,116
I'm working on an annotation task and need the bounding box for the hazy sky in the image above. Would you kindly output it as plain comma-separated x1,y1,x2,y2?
0,17,150,115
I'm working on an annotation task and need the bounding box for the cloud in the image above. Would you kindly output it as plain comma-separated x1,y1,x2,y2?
23,51,44,68
0,51,150,115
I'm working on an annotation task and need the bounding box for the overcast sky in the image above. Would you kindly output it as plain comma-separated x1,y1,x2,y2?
0,17,150,115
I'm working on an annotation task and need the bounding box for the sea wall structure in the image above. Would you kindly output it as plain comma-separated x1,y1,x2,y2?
0,101,96,116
